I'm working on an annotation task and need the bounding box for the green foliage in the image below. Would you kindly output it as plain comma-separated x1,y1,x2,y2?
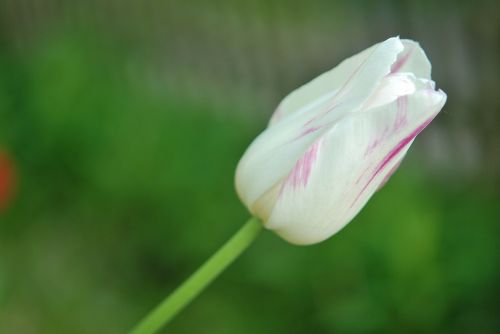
0,34,498,334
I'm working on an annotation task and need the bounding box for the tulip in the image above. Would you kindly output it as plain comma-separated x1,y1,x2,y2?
235,36,446,245
130,37,447,334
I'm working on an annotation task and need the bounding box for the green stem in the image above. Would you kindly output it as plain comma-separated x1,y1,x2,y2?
129,217,262,334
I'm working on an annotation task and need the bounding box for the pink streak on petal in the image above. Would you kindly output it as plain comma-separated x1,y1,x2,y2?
363,125,389,158
284,140,321,191
294,120,338,142
363,96,408,159
298,126,321,138
391,48,412,73
350,114,435,208
376,160,402,191
376,117,432,176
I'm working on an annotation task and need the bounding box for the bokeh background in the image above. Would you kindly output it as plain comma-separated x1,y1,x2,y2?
0,0,499,333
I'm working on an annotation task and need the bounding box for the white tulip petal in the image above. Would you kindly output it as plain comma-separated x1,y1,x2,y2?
391,39,431,79
235,37,446,246
362,72,417,110
266,88,446,245
269,37,405,126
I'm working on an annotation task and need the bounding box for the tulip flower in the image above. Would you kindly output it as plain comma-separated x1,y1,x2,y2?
235,36,446,245
130,37,446,334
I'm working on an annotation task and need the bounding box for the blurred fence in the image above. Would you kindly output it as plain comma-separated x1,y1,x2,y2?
1,3,497,99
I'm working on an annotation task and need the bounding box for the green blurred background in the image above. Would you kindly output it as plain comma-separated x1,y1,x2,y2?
0,0,499,333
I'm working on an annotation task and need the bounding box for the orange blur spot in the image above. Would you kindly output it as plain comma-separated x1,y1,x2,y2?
0,151,16,211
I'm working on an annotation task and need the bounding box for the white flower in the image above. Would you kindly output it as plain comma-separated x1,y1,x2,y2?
235,37,447,245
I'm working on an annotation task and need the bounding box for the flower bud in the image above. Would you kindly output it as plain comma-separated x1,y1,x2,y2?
235,37,446,245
